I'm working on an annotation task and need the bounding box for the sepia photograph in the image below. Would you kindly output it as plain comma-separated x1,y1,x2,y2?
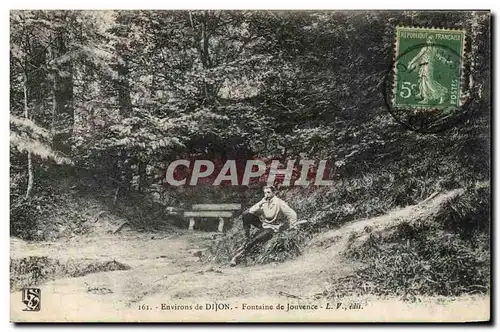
9,9,491,322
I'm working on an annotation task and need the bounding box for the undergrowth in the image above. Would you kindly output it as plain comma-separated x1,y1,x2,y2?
204,217,315,265
10,256,131,291
333,184,490,298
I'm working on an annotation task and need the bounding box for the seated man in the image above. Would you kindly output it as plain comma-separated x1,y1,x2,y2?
230,185,297,266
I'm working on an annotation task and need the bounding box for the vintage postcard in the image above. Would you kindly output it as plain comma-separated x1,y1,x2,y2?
10,10,491,323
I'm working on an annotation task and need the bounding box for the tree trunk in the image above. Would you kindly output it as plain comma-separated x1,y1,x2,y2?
116,54,132,117
197,12,217,104
114,14,133,117
52,33,74,155
23,72,34,200
26,38,47,125
50,51,57,138
137,159,146,192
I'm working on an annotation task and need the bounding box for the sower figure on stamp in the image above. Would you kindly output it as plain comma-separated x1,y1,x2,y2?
408,35,452,105
230,185,297,266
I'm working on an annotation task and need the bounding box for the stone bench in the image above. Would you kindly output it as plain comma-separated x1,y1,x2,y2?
184,204,242,232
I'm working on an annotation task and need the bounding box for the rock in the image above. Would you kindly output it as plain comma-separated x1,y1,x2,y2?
188,249,206,257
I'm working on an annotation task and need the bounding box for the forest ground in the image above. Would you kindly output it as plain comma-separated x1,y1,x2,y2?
10,189,489,322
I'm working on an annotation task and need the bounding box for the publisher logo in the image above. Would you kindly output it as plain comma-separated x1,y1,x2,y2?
21,288,41,312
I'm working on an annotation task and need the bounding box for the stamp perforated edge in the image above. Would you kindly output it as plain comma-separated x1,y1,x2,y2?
391,26,467,110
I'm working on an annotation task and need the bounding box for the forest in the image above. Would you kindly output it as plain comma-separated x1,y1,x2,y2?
10,10,490,298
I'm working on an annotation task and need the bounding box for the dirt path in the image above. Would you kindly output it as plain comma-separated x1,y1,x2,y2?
10,189,489,322
11,230,344,314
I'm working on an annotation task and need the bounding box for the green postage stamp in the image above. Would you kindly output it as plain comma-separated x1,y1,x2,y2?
393,27,466,109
